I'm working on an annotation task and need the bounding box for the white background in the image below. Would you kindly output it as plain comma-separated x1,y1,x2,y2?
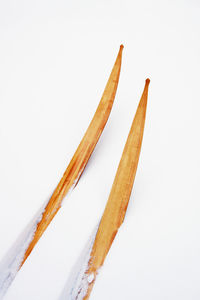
0,0,200,299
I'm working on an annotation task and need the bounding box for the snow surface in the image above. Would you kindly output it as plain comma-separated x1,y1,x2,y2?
0,201,47,299
0,166,84,299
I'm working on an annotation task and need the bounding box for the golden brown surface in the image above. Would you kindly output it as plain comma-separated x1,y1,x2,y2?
83,79,150,300
21,45,124,267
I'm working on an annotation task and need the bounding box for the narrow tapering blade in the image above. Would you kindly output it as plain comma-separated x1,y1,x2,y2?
21,45,124,266
63,79,150,300
0,46,124,299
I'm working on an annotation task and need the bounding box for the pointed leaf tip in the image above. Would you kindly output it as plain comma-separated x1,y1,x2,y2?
146,78,150,85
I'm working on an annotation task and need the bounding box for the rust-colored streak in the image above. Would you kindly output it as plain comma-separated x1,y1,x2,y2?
20,45,124,267
83,79,150,300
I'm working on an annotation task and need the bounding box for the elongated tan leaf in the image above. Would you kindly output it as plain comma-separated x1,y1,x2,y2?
21,45,124,266
82,79,150,300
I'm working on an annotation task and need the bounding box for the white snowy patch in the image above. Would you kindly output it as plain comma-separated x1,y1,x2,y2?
0,201,47,299
0,168,86,299
87,273,94,284
59,224,99,300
